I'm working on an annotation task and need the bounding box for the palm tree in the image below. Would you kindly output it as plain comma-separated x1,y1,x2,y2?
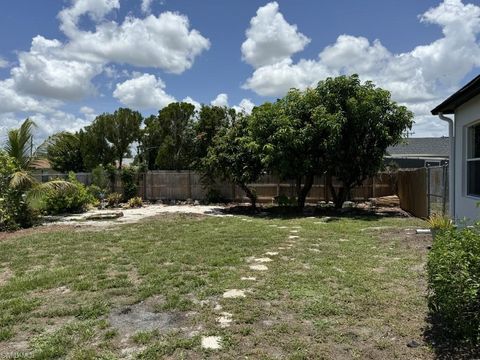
3,119,73,201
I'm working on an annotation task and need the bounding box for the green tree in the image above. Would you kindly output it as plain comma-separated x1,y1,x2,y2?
140,102,196,170
46,132,85,173
316,75,414,208
205,114,264,208
79,122,116,170
250,90,339,210
102,108,143,169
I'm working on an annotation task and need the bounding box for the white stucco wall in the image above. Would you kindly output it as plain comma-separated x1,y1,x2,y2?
454,96,480,222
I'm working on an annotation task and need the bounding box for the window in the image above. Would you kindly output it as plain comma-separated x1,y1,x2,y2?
467,122,480,196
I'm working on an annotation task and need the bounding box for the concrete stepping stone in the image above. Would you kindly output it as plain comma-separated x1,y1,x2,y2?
252,257,272,263
265,252,279,256
278,226,288,229
249,264,268,271
201,336,222,350
223,289,246,298
289,235,300,239
309,248,321,253
290,230,299,233
241,276,257,281
217,312,233,328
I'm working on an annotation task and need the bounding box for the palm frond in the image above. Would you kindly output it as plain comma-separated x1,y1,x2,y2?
9,171,38,190
4,119,37,169
26,180,76,203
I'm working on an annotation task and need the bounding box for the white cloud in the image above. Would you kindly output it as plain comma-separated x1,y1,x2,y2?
242,0,480,137
233,99,255,114
11,36,104,100
241,2,310,68
211,93,229,107
182,96,201,111
0,79,60,114
113,73,175,110
63,11,210,74
141,0,153,14
0,57,9,68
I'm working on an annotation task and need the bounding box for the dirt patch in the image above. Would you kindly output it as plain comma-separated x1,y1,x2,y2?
0,225,74,242
0,267,13,285
109,295,187,339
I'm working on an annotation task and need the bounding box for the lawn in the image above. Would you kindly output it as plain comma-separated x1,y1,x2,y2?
0,213,432,359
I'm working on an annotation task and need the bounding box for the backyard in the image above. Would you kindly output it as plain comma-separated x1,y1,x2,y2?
0,211,433,359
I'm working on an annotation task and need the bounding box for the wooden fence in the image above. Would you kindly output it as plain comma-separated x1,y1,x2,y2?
397,168,428,218
34,170,396,204
117,171,396,204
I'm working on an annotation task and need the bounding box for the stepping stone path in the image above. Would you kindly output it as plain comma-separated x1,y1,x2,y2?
217,312,233,328
201,336,222,350
252,257,272,263
223,289,246,298
241,277,256,281
250,264,268,271
265,252,279,256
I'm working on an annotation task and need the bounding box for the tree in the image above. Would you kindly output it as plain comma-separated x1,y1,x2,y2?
102,108,143,169
205,114,264,209
140,102,196,170
316,75,414,208
250,90,339,210
46,132,85,173
79,123,116,171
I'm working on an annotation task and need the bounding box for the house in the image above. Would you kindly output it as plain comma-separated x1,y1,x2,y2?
432,75,480,222
385,137,450,168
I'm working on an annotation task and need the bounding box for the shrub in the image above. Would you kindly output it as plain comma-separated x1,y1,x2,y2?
0,152,36,231
427,214,454,231
106,193,122,208
41,172,94,215
91,165,110,192
127,197,143,208
427,226,480,342
87,185,104,201
120,167,138,201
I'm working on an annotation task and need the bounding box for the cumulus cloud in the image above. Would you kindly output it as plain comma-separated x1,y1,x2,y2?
0,57,9,68
233,99,255,114
241,2,310,68
0,79,60,114
182,96,201,111
211,93,229,107
113,73,175,110
242,0,480,136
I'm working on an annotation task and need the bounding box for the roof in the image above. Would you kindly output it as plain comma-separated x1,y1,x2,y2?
431,74,480,115
386,137,450,158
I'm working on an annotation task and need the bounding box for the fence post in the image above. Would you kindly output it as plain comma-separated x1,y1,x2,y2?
187,170,192,199
427,167,431,217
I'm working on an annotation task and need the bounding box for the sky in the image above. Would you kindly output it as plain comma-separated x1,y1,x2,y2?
1,0,480,142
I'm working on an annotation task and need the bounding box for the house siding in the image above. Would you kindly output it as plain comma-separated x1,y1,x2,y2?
455,96,480,221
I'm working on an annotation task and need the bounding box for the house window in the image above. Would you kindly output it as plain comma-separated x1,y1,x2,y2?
467,122,480,196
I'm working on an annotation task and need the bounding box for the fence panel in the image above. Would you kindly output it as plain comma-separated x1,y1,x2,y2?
397,168,428,218
427,165,449,216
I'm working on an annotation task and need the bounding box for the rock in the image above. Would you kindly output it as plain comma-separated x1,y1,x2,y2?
222,289,246,298
416,229,431,234
194,200,200,206
186,198,193,205
85,212,123,221
201,336,222,350
249,264,268,271
406,340,421,348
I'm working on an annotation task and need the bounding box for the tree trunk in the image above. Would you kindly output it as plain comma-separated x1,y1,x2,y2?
240,183,257,210
326,174,338,206
297,174,314,211
118,157,123,170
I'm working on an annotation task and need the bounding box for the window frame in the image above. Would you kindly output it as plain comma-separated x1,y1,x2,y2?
466,121,480,198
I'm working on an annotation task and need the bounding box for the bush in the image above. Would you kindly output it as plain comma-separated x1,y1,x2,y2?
127,197,143,208
0,152,36,231
87,185,104,201
91,165,111,192
41,172,94,215
106,193,122,208
120,167,138,201
427,226,480,342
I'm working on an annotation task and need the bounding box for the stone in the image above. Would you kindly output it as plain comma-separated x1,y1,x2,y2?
249,264,268,271
222,289,246,298
252,257,272,263
406,340,421,348
290,230,299,233
217,312,233,328
289,235,299,239
241,277,256,281
416,229,431,234
201,336,222,350
85,212,123,221
265,252,279,256
194,200,200,206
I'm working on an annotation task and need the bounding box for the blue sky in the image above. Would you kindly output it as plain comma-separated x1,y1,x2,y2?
1,0,479,140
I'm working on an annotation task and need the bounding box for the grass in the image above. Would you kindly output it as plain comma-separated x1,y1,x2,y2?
0,213,432,359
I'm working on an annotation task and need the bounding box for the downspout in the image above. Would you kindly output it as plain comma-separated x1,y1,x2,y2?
438,113,455,219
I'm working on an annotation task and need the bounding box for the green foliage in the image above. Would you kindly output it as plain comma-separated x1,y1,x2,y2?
78,124,116,171
127,197,143,208
140,102,196,170
427,226,480,341
91,165,110,192
250,90,339,209
87,185,103,201
0,151,35,231
41,173,94,215
204,114,264,208
106,193,122,208
316,75,414,208
46,132,85,172
120,167,138,201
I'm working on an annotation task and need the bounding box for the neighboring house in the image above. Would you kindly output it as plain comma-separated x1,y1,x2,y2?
386,137,450,168
432,75,480,222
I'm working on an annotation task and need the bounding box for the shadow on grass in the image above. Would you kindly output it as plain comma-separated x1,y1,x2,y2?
424,314,480,359
222,204,409,221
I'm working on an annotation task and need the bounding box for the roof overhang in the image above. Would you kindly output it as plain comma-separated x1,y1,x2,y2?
431,74,480,115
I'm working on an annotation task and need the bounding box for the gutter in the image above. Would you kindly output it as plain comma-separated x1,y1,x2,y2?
438,113,455,219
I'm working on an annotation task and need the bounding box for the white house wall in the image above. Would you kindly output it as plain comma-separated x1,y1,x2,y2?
455,96,480,222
